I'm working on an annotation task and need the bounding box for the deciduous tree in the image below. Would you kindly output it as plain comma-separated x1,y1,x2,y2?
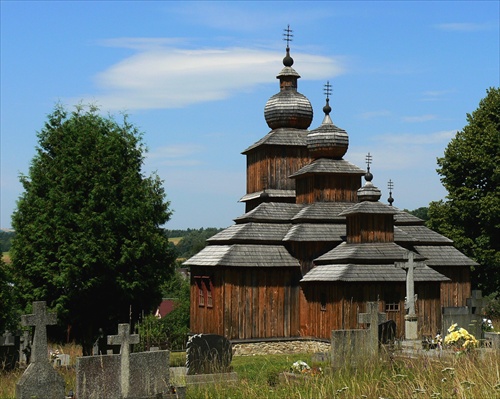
11,104,176,354
428,87,500,295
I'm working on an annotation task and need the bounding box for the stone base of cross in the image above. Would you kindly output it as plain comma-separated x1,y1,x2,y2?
395,251,419,340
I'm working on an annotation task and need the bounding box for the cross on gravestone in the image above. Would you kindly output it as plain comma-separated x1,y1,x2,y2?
395,251,419,340
21,301,57,363
107,323,139,398
16,302,65,399
357,302,386,356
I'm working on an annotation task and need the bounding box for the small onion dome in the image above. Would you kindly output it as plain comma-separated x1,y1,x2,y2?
357,171,382,202
306,98,349,159
264,47,313,129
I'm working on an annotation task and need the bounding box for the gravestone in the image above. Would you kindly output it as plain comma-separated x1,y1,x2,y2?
442,290,485,340
76,323,172,399
185,334,237,386
0,331,20,370
331,302,387,367
16,301,65,399
186,334,232,375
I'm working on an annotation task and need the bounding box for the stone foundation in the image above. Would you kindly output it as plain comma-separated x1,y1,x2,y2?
233,340,331,356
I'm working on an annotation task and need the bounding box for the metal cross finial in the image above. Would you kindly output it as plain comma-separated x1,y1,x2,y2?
283,25,293,48
365,152,372,172
324,81,332,100
388,179,394,206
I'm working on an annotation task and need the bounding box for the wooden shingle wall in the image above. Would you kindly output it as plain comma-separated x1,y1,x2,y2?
246,147,310,193
295,175,361,204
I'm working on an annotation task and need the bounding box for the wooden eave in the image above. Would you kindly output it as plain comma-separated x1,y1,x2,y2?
183,244,300,268
314,242,425,265
339,201,398,216
207,222,291,244
239,189,296,203
300,263,449,282
414,245,479,267
283,223,345,242
234,202,304,224
291,202,353,223
397,226,453,244
241,128,308,153
289,158,365,178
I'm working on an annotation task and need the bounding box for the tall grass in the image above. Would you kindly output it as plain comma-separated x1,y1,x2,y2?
1,346,499,399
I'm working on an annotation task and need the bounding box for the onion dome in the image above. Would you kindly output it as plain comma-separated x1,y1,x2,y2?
306,81,349,159
357,153,382,202
264,45,313,129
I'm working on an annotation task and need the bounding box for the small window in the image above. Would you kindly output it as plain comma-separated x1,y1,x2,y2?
197,280,205,307
385,302,400,312
320,292,327,311
206,279,213,308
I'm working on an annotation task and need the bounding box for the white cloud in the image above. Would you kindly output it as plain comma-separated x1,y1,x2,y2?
401,114,438,123
146,144,204,167
375,130,456,145
76,41,344,111
435,22,493,32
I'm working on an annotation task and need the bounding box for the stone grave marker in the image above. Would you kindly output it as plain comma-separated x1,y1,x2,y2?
331,302,387,367
16,301,65,399
76,323,173,399
185,334,237,385
442,290,485,341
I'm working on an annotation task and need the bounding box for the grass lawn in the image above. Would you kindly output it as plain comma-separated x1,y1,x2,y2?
2,347,499,399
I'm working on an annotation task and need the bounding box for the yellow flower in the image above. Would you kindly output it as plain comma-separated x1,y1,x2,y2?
448,323,458,333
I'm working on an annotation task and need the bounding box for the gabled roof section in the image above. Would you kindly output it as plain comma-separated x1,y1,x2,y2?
207,223,291,244
393,209,425,225
283,223,345,242
339,201,398,216
234,202,304,224
398,226,453,244
292,202,353,222
242,128,308,153
315,242,425,265
300,263,449,282
290,158,365,178
414,246,479,267
239,189,295,202
184,244,300,268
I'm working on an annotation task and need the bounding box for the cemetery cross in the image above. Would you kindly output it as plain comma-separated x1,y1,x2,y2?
21,301,57,363
107,323,139,398
395,251,419,340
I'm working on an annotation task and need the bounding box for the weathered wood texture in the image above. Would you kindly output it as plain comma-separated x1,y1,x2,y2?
246,147,310,193
346,214,394,243
190,266,302,340
300,281,442,339
295,175,361,204
433,266,471,308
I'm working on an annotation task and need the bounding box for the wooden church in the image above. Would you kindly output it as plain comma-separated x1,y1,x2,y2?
184,35,477,341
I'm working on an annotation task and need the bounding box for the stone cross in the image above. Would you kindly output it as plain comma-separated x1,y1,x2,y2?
108,323,139,398
21,301,57,363
357,302,386,356
395,251,418,339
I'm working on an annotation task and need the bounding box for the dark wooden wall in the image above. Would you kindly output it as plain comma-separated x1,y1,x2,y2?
433,266,471,308
190,266,302,340
295,175,361,204
346,214,394,243
300,281,442,340
246,147,310,193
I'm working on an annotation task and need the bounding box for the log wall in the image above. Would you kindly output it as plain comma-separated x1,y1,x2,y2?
433,266,471,308
246,147,310,193
295,175,361,204
346,214,394,243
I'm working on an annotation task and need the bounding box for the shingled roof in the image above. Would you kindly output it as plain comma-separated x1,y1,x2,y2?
239,189,296,203
291,202,353,222
242,128,308,153
315,242,426,265
207,222,291,244
414,246,479,267
283,223,345,242
339,201,398,216
289,158,365,178
300,263,449,282
184,244,300,268
234,202,304,223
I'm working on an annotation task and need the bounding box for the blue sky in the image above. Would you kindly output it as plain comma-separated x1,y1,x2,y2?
1,1,499,230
